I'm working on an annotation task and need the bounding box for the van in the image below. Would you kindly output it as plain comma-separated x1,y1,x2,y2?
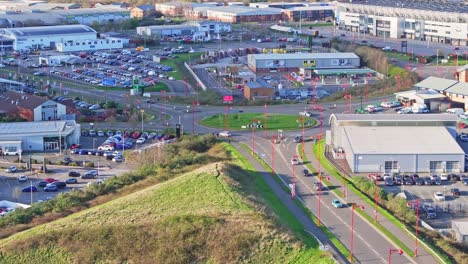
446,108,464,116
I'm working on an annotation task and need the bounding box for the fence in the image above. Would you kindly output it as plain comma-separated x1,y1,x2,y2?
184,62,206,91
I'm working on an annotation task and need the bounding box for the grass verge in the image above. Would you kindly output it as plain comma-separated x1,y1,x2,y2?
237,142,351,260
160,52,202,81
200,112,316,131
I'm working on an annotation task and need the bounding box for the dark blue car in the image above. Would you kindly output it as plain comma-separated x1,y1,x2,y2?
79,149,89,155
22,186,38,192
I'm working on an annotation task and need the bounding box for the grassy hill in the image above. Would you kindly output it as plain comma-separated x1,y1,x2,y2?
0,159,334,264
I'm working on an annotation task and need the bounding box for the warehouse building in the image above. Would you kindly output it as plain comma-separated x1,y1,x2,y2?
0,120,80,153
206,6,283,23
136,24,198,37
328,114,464,173
247,52,360,73
0,25,123,51
335,0,467,46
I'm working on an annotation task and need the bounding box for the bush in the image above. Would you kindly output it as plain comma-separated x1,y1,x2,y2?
55,161,64,165
84,162,94,168
69,162,79,167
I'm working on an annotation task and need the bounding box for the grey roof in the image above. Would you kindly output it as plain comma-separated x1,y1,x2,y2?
457,64,468,73
414,77,458,91
331,113,459,122
445,82,468,96
136,5,154,11
246,78,272,89
250,52,359,60
452,221,468,235
3,25,96,37
344,126,464,155
138,24,198,30
338,0,468,14
0,120,77,137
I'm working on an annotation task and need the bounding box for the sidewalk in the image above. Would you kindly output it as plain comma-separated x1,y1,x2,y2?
301,142,439,264
231,142,348,264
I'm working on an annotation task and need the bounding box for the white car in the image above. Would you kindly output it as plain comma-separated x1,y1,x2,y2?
5,166,17,173
98,145,114,151
112,156,124,162
291,158,300,165
89,104,100,110
113,151,122,157
0,208,14,216
136,137,146,144
106,131,114,137
434,192,445,201
97,131,105,137
168,76,175,81
219,131,232,137
89,130,96,137
17,175,28,182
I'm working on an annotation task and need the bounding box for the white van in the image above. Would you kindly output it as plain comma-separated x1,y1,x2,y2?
446,108,464,116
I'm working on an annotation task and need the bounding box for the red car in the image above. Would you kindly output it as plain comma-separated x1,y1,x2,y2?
45,178,58,183
131,132,141,139
70,144,82,149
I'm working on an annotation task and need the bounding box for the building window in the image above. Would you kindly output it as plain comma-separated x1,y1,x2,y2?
446,161,459,172
429,161,443,172
384,161,398,172
41,112,45,120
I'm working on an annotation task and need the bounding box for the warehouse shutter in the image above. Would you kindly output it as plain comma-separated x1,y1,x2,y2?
429,161,443,173
384,161,398,173
446,161,459,172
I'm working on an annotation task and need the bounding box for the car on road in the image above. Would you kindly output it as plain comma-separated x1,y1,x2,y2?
332,199,344,208
17,175,27,182
314,182,323,191
450,188,461,196
291,157,299,165
293,136,302,143
434,192,445,201
303,169,310,177
218,131,232,137
65,178,78,184
22,185,37,192
5,166,17,173
44,185,58,192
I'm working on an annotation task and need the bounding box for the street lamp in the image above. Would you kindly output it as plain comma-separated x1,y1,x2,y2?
140,109,145,132
350,203,365,262
406,199,420,256
367,173,379,222
271,135,275,175
388,247,404,264
93,138,97,150
251,119,261,156
296,115,305,154
343,150,347,197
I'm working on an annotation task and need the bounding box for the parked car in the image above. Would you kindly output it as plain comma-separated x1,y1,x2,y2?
70,144,82,149
450,188,461,196
136,137,146,144
38,181,48,187
68,171,80,177
424,207,437,219
50,181,67,189
17,175,28,182
81,173,96,179
434,192,445,201
332,199,344,208
45,178,58,183
423,177,434,185
97,131,105,137
65,178,78,184
5,166,17,173
22,185,37,192
44,185,58,192
89,130,96,137
112,156,124,162
0,208,14,216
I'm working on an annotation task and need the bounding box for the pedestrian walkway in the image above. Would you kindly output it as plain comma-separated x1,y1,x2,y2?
301,142,440,264
231,142,348,264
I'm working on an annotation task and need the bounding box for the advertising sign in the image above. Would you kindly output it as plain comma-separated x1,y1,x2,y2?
223,95,233,102
302,59,316,67
102,78,116,86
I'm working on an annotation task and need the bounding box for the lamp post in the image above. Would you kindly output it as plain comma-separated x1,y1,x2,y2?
343,150,347,197
251,119,261,156
291,155,299,199
406,199,420,256
350,204,365,262
367,174,379,222
140,109,144,131
93,138,97,150
271,135,275,175
388,247,404,264
297,116,305,154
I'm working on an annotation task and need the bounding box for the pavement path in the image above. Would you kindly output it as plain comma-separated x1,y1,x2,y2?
231,141,349,264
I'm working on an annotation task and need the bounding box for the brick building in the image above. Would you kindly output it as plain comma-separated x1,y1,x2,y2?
243,79,274,100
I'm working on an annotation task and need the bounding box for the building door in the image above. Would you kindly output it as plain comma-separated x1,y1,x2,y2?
384,161,398,173
44,142,58,151
429,161,443,173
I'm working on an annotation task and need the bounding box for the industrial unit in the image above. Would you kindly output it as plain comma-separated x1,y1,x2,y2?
206,6,283,23
335,0,467,46
0,25,123,51
136,21,231,37
0,120,80,153
328,114,464,173
247,53,360,73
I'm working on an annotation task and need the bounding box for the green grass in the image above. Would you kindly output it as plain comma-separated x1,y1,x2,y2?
145,82,170,92
384,51,412,61
438,59,468,66
238,143,350,260
160,52,203,80
0,147,334,264
200,113,316,131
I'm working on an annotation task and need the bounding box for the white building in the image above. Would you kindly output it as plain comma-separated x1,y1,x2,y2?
0,25,97,51
56,38,123,52
328,114,464,173
184,21,231,34
336,0,468,46
0,120,80,152
452,221,468,245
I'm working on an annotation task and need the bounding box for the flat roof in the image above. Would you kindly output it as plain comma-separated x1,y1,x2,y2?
338,0,468,14
445,82,468,96
413,76,458,91
453,221,468,235
3,25,96,37
0,120,76,137
457,64,468,73
207,6,283,16
250,52,359,60
344,126,464,155
331,113,459,122
395,90,446,100
138,24,198,30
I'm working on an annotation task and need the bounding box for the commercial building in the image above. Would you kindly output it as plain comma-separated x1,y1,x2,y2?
247,52,360,73
328,114,464,173
0,25,123,52
136,24,198,37
206,6,283,23
282,6,335,22
335,0,468,46
131,5,156,19
411,76,468,110
452,221,468,245
0,120,80,152
243,79,274,100
456,64,468,83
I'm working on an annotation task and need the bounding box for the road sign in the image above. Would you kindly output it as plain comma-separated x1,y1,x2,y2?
223,95,233,102
102,78,116,86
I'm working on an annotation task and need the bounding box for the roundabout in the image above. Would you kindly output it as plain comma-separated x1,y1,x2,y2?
198,112,317,131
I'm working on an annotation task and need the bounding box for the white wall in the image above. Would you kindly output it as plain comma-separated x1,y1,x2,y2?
33,100,66,121
13,33,96,51
56,38,123,52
